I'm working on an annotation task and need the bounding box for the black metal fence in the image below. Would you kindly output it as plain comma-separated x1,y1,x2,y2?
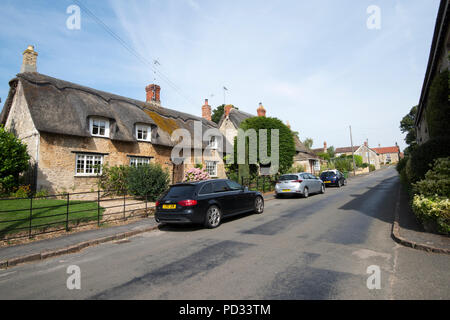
0,190,155,241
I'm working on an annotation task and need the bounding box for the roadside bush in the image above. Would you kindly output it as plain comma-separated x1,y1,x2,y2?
334,157,352,172
407,137,450,183
97,164,130,194
287,164,306,173
11,185,31,198
127,163,170,200
369,164,376,172
184,167,210,182
412,195,449,235
413,158,450,197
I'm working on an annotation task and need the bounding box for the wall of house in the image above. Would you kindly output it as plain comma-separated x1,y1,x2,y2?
37,133,174,193
219,118,238,147
4,82,40,163
378,152,400,164
355,146,380,169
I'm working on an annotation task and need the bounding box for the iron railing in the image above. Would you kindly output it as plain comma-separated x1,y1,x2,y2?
0,190,155,241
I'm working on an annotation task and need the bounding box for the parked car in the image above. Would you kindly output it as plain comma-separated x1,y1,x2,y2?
320,170,347,187
275,172,325,198
155,179,264,228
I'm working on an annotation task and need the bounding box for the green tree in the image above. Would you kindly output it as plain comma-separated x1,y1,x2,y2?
303,138,313,149
211,104,238,124
0,125,30,193
327,146,335,158
126,163,170,200
400,105,417,147
237,117,296,174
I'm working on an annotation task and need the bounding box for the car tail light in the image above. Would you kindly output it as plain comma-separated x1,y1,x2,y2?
293,180,303,183
177,199,198,207
155,201,160,206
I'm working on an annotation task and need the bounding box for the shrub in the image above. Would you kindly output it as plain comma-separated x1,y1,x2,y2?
0,125,30,193
369,164,376,172
288,164,306,173
184,167,210,182
425,70,449,139
412,195,449,235
413,158,450,197
97,164,130,194
127,163,170,200
35,189,49,198
334,157,352,172
11,185,31,198
408,137,450,183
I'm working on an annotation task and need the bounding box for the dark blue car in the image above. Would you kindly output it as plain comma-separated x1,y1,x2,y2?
320,170,347,187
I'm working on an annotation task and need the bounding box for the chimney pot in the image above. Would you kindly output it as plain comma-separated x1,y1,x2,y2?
257,102,266,117
21,45,38,73
202,99,211,121
224,104,233,117
324,141,327,153
146,84,161,105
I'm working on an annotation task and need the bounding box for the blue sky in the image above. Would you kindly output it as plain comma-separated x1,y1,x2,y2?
0,0,440,151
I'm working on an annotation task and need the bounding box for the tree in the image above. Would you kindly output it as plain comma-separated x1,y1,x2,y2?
400,105,417,147
237,117,296,174
0,125,30,193
303,138,313,149
327,146,335,158
211,104,238,124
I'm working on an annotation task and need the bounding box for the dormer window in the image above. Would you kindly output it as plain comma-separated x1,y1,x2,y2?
136,124,152,142
208,136,218,149
90,118,109,138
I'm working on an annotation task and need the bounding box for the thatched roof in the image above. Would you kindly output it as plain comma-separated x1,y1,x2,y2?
0,73,231,151
218,108,254,128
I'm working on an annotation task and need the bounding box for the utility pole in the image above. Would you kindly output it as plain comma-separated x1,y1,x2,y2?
366,138,370,167
349,126,356,176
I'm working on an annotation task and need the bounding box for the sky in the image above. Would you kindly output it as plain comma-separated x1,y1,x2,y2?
0,0,440,151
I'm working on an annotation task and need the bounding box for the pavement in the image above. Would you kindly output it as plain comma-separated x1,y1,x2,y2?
0,168,448,270
0,167,448,299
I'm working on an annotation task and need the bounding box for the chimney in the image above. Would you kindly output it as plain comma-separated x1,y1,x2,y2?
224,104,233,117
364,141,368,147
202,99,211,121
286,121,291,129
20,45,38,73
257,102,266,117
324,141,327,153
145,84,161,105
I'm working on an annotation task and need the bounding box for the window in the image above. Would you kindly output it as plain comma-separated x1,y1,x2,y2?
136,125,151,142
90,118,109,137
226,180,243,191
199,183,213,195
129,157,151,167
208,136,217,149
213,181,229,193
205,161,218,177
76,154,103,176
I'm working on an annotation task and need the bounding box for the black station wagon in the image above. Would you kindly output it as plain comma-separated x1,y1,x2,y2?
155,179,264,228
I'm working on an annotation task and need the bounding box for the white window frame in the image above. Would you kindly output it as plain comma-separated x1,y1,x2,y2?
89,117,110,138
129,156,151,167
75,153,103,176
205,161,218,177
208,136,218,150
136,124,152,142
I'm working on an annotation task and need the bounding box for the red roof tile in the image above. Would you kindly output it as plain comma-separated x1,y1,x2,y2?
373,146,399,154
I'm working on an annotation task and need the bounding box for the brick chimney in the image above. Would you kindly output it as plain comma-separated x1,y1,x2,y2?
224,104,233,117
20,45,38,73
364,141,368,147
323,141,327,153
145,84,161,105
257,102,266,117
202,99,211,121
286,121,291,129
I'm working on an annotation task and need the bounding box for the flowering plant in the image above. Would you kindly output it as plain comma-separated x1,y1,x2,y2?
184,167,210,182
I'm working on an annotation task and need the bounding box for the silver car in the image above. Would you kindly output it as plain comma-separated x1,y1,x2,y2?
275,172,325,198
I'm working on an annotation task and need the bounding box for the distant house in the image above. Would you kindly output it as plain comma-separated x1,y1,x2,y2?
218,104,320,174
415,0,450,144
372,145,401,165
0,46,228,193
334,143,381,170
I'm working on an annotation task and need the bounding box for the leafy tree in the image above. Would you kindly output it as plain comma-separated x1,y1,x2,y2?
303,138,313,149
400,105,417,146
211,104,238,124
327,146,335,158
0,125,30,193
237,117,296,174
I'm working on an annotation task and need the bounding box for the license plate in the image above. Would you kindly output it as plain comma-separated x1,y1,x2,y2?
324,181,331,183
282,189,291,192
162,204,176,209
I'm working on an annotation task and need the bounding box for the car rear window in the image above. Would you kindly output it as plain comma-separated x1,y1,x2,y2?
199,183,213,195
165,185,196,198
279,175,298,181
321,172,336,178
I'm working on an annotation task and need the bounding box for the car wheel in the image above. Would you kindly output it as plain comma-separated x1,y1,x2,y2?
275,193,281,199
303,187,309,198
337,180,342,188
320,184,325,194
204,205,222,229
254,196,264,214
343,179,347,186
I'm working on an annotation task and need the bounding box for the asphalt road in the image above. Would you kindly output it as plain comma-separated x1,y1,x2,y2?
0,167,449,299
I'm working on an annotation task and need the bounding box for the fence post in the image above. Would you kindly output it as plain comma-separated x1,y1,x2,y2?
145,194,148,217
66,193,70,231
123,191,126,221
97,190,100,227
28,196,33,238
